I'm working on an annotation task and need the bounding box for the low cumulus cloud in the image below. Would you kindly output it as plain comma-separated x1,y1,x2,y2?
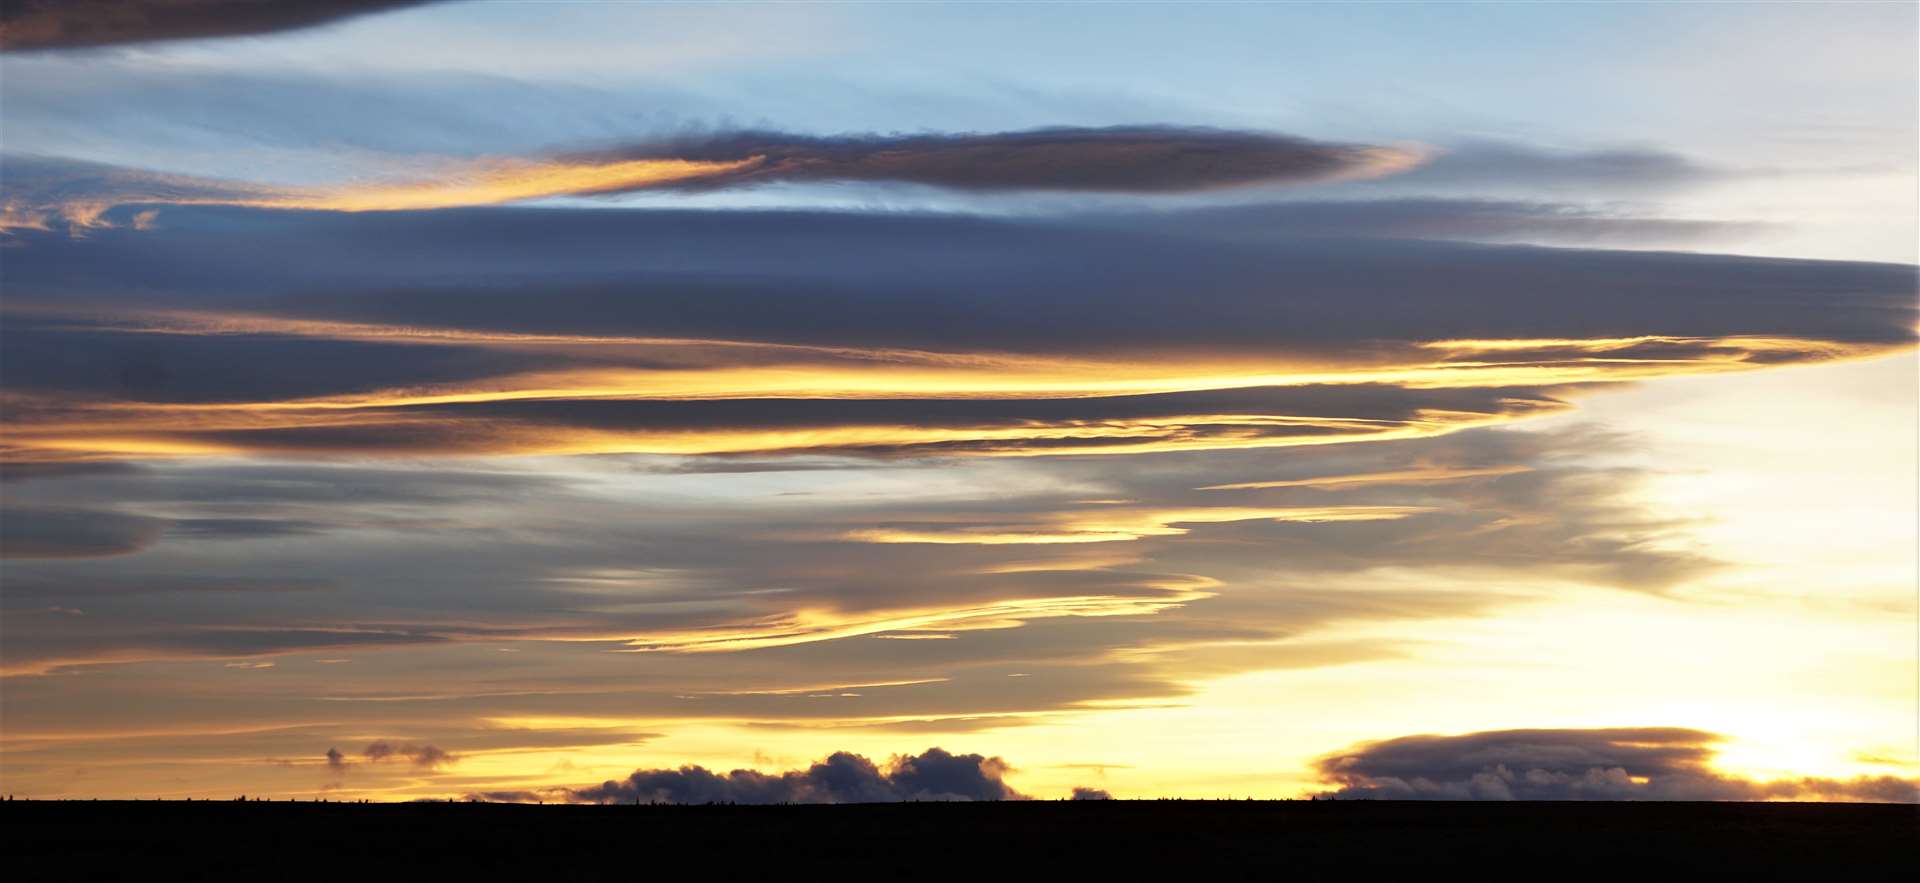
0,0,437,51
568,748,1025,804
1316,728,1920,802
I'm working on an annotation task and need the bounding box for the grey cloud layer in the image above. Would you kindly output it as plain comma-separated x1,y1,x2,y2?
0,427,1826,798
1317,728,1919,802
1,506,165,558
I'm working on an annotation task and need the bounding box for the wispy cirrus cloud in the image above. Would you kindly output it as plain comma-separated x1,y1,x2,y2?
0,425,1721,679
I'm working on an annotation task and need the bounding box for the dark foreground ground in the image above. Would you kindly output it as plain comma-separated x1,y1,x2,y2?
3,799,1912,879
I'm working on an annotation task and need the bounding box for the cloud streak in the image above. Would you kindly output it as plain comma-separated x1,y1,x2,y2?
1,130,1417,231
0,381,1570,461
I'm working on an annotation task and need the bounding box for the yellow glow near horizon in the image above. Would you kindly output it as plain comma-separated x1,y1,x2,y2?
977,354,1919,799
410,354,1912,802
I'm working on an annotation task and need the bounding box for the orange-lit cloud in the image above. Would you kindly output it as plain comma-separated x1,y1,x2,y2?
0,395,1563,462
25,307,1891,395
248,157,768,213
0,157,759,233
7,301,1903,463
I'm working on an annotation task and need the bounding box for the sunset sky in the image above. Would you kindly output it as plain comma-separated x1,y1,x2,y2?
1,0,1915,804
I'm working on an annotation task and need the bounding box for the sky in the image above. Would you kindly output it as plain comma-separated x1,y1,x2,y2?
0,0,1914,804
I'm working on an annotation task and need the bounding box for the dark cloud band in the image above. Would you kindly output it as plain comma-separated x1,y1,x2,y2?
9,205,1907,351
0,0,436,51
2,203,1909,463
588,127,1418,194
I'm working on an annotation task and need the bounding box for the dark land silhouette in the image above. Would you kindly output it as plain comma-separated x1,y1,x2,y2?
2,798,1912,878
